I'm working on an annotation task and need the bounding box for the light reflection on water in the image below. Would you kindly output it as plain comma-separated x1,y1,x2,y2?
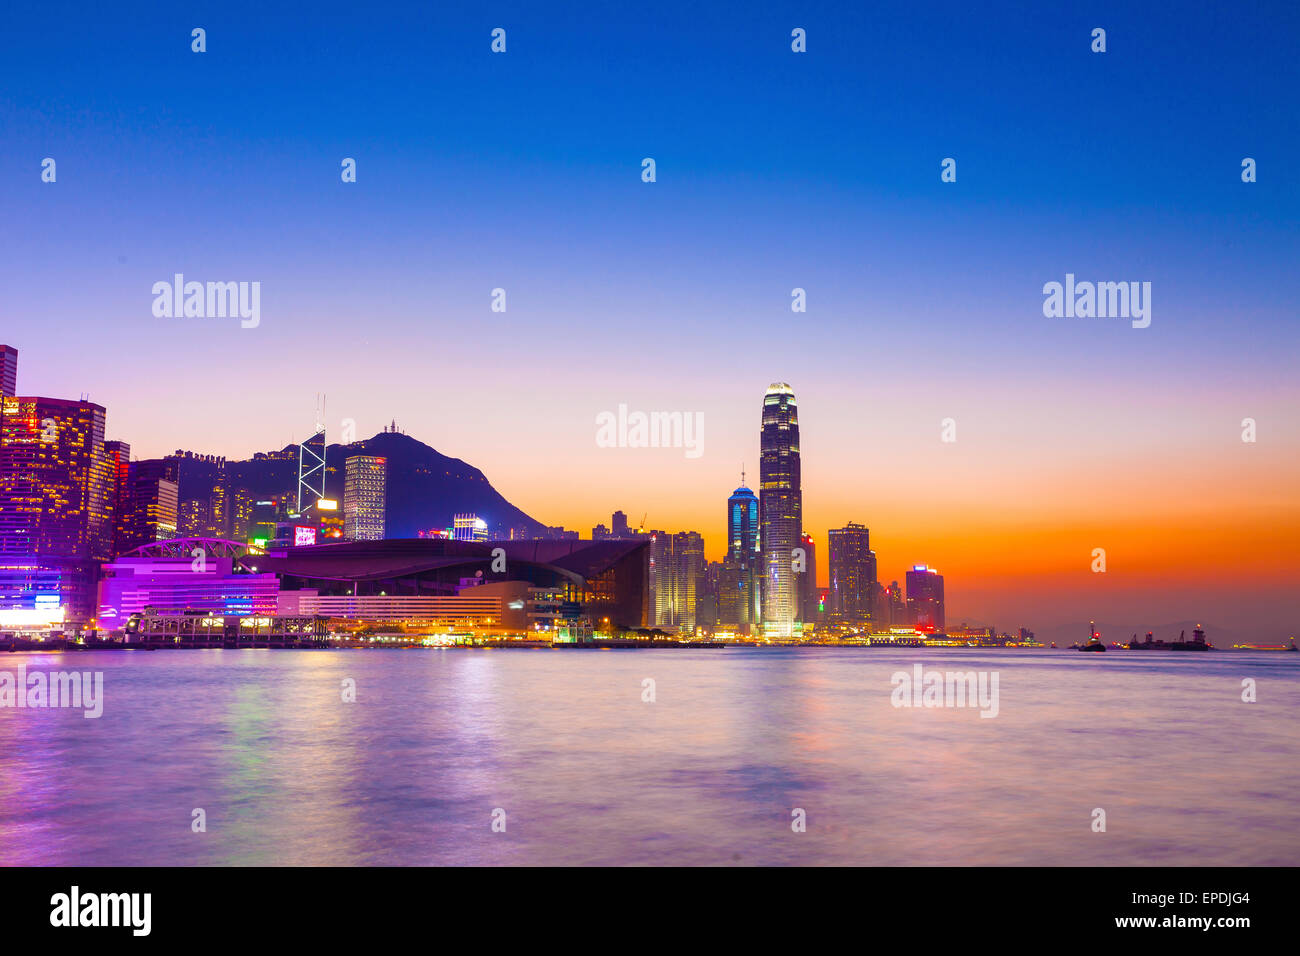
1,647,1296,866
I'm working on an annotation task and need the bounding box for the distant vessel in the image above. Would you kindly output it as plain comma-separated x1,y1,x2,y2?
1232,638,1298,652
1074,622,1106,652
1127,627,1211,651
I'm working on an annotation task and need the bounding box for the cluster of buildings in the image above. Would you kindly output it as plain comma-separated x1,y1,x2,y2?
616,384,961,641
0,350,1021,644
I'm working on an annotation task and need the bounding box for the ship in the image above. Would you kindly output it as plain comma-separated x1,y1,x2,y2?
1231,638,1299,652
1126,626,1211,651
1074,622,1106,651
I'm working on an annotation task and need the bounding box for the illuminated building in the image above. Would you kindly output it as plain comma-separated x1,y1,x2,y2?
296,427,326,516
250,537,650,632
117,459,180,554
0,395,118,621
719,483,761,631
653,530,704,630
760,383,801,636
0,345,17,399
344,455,386,540
798,532,818,623
906,565,945,631
97,538,280,624
453,513,489,542
104,439,131,554
828,522,877,624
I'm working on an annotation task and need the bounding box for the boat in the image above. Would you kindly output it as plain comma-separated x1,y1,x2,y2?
1126,627,1211,651
1232,638,1298,651
1075,622,1106,651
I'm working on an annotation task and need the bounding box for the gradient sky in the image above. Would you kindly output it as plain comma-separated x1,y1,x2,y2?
3,2,1298,635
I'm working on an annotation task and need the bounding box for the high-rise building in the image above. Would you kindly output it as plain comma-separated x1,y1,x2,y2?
453,513,489,542
344,455,386,540
828,522,877,624
117,459,180,554
0,345,17,399
0,395,117,621
760,383,801,636
798,532,818,623
906,565,945,631
653,531,704,631
104,440,131,555
611,510,631,538
719,483,761,631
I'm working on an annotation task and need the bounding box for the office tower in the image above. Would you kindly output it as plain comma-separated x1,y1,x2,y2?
0,395,115,621
798,532,818,623
117,459,180,553
612,510,631,538
591,523,610,539
297,427,326,515
654,531,704,630
103,440,131,555
453,513,489,542
827,522,877,624
179,497,211,537
885,581,906,627
720,482,761,630
906,564,945,630
760,383,801,636
344,455,386,540
0,345,17,399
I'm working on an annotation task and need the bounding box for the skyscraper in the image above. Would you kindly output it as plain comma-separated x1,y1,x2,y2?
344,455,387,540
653,530,704,631
759,383,801,636
117,459,180,554
720,482,761,631
906,565,945,631
0,395,117,621
828,522,877,624
798,532,818,623
0,345,17,399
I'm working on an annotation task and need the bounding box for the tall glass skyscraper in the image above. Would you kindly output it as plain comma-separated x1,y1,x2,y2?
720,483,761,630
759,383,801,636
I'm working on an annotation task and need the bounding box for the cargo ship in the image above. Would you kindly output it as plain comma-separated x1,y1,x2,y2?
1231,638,1298,651
1126,627,1211,651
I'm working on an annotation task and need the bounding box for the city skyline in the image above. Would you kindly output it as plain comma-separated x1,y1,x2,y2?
2,339,1295,639
3,4,1296,637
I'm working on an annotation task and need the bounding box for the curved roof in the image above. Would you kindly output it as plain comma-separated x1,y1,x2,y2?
240,537,648,586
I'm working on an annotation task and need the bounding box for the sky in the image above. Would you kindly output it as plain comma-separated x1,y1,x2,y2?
2,1,1298,636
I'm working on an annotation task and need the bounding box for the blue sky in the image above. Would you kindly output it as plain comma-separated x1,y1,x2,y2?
2,1,1297,629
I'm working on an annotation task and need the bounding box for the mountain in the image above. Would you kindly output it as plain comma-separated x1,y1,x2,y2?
169,430,549,537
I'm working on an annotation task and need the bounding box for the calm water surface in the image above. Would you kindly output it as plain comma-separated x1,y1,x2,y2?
1,647,1297,866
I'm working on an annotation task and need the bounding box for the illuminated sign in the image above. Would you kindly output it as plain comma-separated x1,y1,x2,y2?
317,498,339,511
293,526,317,546
0,607,66,627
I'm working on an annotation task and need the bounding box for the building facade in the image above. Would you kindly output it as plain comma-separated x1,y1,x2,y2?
906,564,945,630
343,454,386,540
719,483,761,631
759,383,801,636
828,522,877,624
